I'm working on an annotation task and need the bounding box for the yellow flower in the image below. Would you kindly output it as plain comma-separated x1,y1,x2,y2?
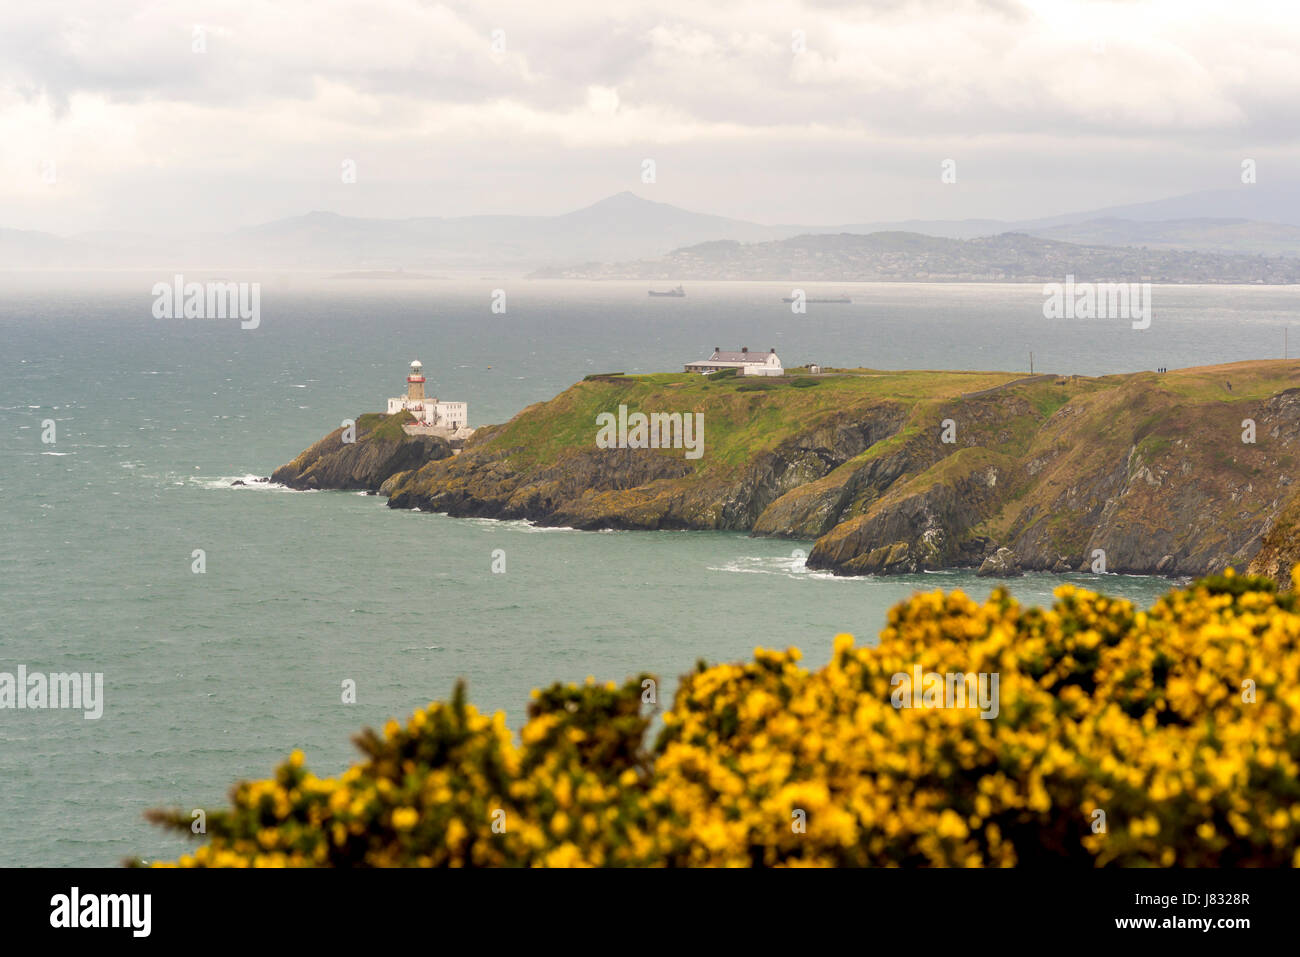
391,808,418,831
148,573,1300,868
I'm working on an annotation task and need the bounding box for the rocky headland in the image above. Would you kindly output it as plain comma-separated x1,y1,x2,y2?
271,411,452,492
274,361,1300,579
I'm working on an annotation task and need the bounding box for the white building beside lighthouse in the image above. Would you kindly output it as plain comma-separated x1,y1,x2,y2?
386,360,471,438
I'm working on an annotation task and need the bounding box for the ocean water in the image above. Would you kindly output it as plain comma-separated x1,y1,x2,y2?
3,274,1294,867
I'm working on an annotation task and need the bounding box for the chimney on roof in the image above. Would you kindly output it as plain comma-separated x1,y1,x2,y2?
714,346,719,353
741,346,748,353
770,348,775,353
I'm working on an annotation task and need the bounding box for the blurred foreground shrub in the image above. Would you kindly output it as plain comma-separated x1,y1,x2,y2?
144,569,1300,867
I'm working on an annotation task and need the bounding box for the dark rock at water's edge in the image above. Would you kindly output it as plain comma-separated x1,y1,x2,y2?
272,412,452,492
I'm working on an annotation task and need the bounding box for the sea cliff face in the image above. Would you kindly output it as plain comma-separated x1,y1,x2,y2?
271,412,452,491
1247,493,1300,589
279,362,1300,578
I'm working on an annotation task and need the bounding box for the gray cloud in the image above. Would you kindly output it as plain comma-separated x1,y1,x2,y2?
2,0,1298,234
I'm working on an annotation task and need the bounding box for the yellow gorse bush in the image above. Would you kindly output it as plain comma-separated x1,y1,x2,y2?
143,568,1300,867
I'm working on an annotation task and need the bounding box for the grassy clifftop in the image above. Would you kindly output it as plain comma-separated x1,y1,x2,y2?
383,367,1076,533
381,359,1300,577
259,360,1300,578
806,361,1300,575
484,368,1033,473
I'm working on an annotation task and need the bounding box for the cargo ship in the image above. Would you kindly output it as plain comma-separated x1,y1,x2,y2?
649,285,686,297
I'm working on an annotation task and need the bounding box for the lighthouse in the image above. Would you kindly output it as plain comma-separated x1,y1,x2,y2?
407,360,426,403
386,359,471,438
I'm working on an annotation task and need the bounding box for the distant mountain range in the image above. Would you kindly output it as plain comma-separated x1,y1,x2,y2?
8,186,1300,274
1028,218,1300,257
527,232,1300,284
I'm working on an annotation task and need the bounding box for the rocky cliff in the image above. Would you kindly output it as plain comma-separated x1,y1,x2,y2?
1247,493,1300,588
272,412,452,492
283,362,1300,579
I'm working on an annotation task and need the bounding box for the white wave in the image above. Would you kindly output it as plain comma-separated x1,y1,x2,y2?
708,554,817,577
801,570,859,582
190,473,299,492
462,517,582,533
706,564,770,574
41,451,73,456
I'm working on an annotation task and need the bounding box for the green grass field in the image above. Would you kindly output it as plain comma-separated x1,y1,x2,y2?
487,369,1036,473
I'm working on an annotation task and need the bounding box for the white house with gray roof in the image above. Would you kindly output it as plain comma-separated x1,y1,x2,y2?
685,347,783,377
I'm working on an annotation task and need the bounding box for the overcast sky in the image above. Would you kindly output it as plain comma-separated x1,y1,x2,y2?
4,0,1299,235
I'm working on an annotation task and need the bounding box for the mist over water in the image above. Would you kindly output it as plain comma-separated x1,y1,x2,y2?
1,275,1289,865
